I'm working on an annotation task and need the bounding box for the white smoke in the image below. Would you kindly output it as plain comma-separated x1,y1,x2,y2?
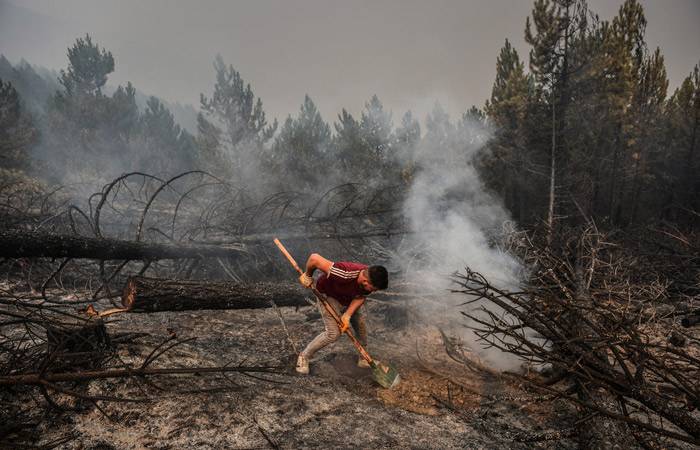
396,105,523,371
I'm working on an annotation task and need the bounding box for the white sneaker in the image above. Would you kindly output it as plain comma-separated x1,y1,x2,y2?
357,357,370,369
296,353,309,374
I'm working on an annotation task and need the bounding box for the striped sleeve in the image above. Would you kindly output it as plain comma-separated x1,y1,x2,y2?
328,263,362,281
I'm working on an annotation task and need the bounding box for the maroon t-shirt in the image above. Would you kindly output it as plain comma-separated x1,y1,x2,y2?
316,261,368,306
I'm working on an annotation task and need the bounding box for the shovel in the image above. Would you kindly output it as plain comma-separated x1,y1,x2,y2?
273,238,400,389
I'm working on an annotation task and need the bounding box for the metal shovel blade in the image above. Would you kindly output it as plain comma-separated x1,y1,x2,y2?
370,360,400,389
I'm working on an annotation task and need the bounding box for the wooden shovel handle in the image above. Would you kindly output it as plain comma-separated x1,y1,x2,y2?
273,238,304,275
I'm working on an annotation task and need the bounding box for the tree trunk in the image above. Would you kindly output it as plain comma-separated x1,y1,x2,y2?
547,103,556,245
683,100,698,214
0,230,245,260
122,276,310,312
608,123,623,225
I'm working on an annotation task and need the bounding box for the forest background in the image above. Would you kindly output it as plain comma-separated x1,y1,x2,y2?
1,0,698,233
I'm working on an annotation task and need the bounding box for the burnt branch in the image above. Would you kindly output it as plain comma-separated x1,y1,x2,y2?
457,225,700,445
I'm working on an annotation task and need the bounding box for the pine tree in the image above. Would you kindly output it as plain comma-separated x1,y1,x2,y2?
665,63,700,222
419,102,470,188
329,95,395,184
395,110,421,148
525,0,590,238
270,95,331,192
605,0,648,224
483,39,534,222
424,102,455,153
626,48,668,223
471,0,691,229
107,82,139,144
58,34,114,97
393,110,421,184
359,94,393,181
0,79,37,171
332,108,363,176
51,34,116,132
198,55,276,181
567,17,627,220
45,35,155,182
0,56,60,114
196,111,222,171
44,36,121,181
140,96,196,173
486,40,529,132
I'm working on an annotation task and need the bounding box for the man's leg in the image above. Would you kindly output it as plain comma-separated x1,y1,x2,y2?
349,304,368,346
297,296,343,373
350,304,370,368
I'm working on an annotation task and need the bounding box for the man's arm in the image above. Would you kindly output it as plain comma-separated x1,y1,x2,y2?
304,253,333,276
340,296,365,333
299,253,333,288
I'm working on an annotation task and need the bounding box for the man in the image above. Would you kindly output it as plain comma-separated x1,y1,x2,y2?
296,253,388,374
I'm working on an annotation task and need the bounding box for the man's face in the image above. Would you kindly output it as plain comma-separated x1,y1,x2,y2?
358,270,377,295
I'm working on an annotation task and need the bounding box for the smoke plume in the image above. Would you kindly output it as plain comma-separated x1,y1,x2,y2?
396,107,523,371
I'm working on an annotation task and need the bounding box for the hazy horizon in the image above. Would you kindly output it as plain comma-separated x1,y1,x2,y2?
1,0,698,126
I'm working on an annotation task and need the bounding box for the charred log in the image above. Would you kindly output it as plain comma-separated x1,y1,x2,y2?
122,276,310,312
0,230,245,260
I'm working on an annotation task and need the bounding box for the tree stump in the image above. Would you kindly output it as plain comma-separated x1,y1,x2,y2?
45,318,110,370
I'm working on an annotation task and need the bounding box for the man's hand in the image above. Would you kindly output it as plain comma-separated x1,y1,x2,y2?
339,313,351,333
299,273,313,288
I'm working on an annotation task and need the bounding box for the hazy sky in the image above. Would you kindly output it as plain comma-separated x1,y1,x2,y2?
1,0,698,125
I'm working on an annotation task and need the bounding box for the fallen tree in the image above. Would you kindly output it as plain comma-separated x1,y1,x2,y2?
0,229,246,260
122,276,311,312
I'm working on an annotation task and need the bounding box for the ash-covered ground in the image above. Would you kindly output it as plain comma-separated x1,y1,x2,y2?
7,298,581,450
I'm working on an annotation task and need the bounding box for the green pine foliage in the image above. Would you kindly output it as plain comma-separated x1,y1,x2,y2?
475,0,696,229
358,95,394,182
32,34,198,183
664,63,700,221
392,110,421,185
481,39,537,223
58,34,114,97
0,79,37,171
197,55,277,183
327,95,395,185
140,97,197,174
270,95,331,192
332,108,364,176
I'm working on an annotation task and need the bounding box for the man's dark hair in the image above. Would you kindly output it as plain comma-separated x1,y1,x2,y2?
368,265,388,290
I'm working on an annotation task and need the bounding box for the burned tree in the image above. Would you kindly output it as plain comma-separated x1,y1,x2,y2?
457,225,700,446
0,168,411,447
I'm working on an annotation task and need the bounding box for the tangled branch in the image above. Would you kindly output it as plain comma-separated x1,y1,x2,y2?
456,224,700,445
